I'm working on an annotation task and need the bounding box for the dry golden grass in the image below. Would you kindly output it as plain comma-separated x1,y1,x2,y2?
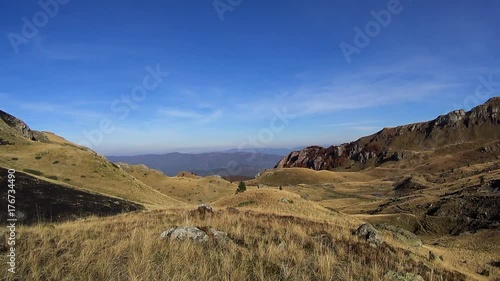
248,168,377,186
0,130,185,208
1,120,498,280
119,163,238,204
0,200,465,281
422,230,500,281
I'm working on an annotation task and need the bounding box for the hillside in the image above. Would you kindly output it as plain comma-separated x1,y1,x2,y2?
1,190,468,281
276,97,500,171
117,163,238,204
0,168,142,224
0,110,186,211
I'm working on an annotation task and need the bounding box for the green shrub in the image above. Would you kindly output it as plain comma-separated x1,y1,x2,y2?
236,181,246,194
23,169,43,176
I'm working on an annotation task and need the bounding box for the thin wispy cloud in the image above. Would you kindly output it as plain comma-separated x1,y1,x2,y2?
238,58,468,119
15,102,104,120
158,107,223,124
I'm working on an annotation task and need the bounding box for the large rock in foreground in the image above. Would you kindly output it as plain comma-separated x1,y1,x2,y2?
160,226,231,246
354,223,383,245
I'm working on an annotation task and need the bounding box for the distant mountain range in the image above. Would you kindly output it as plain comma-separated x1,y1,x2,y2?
107,151,284,177
223,147,304,156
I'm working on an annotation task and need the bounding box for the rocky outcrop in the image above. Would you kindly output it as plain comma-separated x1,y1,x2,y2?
275,142,382,170
161,226,209,243
160,226,231,246
276,97,500,170
0,110,49,142
354,223,383,245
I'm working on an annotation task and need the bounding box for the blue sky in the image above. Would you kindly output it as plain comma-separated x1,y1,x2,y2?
1,0,499,155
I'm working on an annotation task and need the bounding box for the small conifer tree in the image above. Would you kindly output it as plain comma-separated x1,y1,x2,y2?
236,181,246,194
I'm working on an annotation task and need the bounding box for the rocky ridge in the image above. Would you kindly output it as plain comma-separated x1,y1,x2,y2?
0,110,49,142
276,97,500,170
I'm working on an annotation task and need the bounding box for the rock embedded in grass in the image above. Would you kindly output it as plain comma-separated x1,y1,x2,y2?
161,226,209,243
354,223,383,245
160,226,231,246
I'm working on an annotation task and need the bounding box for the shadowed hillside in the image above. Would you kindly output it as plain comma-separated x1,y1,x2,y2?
0,168,142,224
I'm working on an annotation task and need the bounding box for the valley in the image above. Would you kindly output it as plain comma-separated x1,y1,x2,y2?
0,98,499,280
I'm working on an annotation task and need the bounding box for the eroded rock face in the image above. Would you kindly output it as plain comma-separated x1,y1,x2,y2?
0,110,49,142
434,110,466,127
275,97,500,171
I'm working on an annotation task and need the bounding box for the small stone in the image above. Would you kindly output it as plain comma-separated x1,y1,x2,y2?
428,251,437,261
478,269,489,277
279,198,290,204
384,270,425,281
278,241,287,251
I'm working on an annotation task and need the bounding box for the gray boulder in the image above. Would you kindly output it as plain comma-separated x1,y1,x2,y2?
208,228,231,246
355,223,383,245
160,226,209,243
160,226,231,246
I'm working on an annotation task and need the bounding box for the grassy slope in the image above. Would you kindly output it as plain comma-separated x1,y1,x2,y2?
1,190,466,281
245,164,500,280
0,124,185,208
118,163,238,204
